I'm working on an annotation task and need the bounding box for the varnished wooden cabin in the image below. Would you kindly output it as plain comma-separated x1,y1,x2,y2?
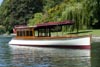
14,20,74,39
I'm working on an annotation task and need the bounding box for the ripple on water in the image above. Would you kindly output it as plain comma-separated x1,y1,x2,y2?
9,45,90,67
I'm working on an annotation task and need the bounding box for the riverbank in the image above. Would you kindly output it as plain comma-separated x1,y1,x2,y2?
76,29,100,42
92,36,100,42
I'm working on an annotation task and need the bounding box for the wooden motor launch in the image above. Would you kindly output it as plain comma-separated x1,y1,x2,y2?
9,20,91,49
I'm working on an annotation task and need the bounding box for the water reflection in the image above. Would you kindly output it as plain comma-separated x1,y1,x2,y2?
10,45,90,67
0,43,12,67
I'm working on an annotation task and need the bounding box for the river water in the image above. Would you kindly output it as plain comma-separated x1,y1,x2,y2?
0,36,91,67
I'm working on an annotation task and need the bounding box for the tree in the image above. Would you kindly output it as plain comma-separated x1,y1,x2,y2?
0,0,43,32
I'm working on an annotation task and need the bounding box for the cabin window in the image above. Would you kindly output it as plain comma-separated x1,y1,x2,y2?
20,31,23,36
17,31,20,36
26,31,29,36
34,31,38,36
17,30,33,36
16,28,35,37
23,31,25,36
30,31,33,36
36,28,51,37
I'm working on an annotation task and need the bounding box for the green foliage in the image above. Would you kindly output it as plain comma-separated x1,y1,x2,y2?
28,0,99,31
0,25,6,34
0,0,43,32
28,13,44,25
0,0,100,33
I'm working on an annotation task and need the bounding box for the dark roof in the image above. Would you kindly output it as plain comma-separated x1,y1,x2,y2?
14,20,74,29
36,20,74,27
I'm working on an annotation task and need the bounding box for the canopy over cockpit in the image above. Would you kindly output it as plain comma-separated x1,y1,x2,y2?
35,20,74,28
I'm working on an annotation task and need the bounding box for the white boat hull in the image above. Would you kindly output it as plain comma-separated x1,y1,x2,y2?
9,36,91,49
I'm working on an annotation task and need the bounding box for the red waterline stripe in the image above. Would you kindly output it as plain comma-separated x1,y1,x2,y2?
10,44,91,49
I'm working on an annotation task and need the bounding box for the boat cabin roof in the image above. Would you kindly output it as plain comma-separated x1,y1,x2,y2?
14,20,74,29
36,20,74,28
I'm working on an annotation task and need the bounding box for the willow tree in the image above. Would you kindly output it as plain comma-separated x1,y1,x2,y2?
41,0,97,32
91,0,100,28
28,0,97,32
61,0,96,33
